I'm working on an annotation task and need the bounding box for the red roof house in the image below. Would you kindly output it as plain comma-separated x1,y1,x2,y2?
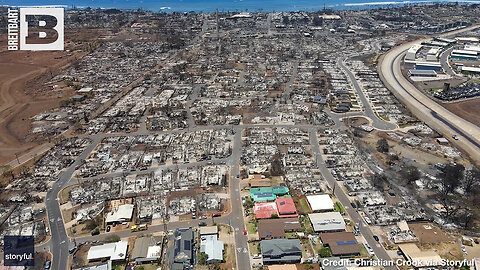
275,197,298,218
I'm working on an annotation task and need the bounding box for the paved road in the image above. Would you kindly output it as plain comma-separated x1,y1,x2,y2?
378,26,480,162
44,137,102,270
439,46,457,76
337,56,397,131
309,129,397,270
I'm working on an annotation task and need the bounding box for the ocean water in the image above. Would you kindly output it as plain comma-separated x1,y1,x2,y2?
1,0,479,12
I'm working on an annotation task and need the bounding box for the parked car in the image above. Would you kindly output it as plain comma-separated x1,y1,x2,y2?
106,226,111,232
212,213,221,217
373,235,379,241
45,260,51,270
252,254,262,259
198,222,207,227
91,229,100,236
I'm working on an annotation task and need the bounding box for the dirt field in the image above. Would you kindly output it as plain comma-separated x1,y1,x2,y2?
409,222,454,244
0,29,105,166
441,97,480,127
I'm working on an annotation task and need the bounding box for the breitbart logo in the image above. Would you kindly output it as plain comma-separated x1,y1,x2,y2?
7,7,64,51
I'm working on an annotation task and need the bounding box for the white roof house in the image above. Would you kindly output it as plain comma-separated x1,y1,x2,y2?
200,235,224,263
308,212,346,232
306,194,334,212
87,241,128,262
105,204,134,224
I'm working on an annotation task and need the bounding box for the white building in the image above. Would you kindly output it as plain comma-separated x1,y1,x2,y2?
306,194,334,212
87,241,128,262
405,44,422,60
105,204,134,225
308,212,346,232
200,235,224,263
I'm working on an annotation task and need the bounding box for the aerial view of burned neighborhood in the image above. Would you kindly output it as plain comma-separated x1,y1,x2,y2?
0,2,480,270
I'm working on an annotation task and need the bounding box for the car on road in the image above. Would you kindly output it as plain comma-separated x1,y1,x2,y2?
452,135,459,140
243,229,247,235
91,229,100,236
364,216,372,224
106,226,111,232
44,260,51,270
199,215,207,220
350,202,356,208
212,213,221,217
131,224,148,232
198,222,207,227
373,235,379,241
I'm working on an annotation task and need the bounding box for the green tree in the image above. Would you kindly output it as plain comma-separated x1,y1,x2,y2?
463,168,480,194
319,247,332,257
440,164,465,195
104,234,120,243
198,252,208,265
376,138,389,153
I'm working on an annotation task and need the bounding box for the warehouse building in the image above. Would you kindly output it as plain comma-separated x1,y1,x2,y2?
461,66,480,74
414,61,442,72
426,47,441,61
408,70,437,77
405,44,422,60
451,49,478,61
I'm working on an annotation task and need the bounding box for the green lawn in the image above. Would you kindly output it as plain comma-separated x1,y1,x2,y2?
334,201,345,212
247,222,257,234
112,263,126,270
358,244,370,257
378,114,390,121
285,232,298,239
298,198,311,214
249,241,260,255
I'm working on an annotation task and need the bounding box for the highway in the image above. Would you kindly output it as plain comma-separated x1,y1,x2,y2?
378,25,480,162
